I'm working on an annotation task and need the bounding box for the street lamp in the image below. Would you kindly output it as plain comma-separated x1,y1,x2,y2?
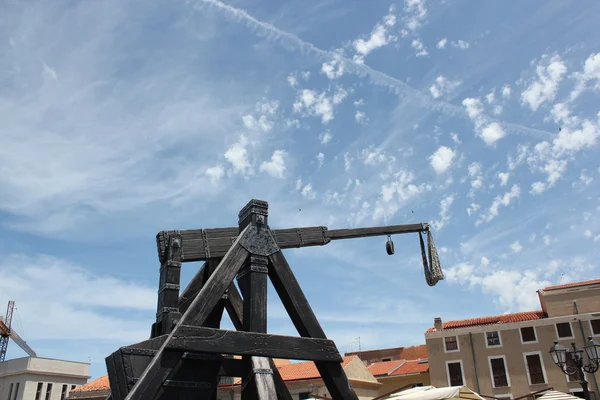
549,337,600,400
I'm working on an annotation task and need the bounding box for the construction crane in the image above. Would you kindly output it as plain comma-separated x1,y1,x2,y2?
0,301,37,362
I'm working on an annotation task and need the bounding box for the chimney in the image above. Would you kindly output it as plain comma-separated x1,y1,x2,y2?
434,317,443,331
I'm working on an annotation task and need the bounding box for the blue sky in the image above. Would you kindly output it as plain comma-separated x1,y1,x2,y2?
1,0,599,381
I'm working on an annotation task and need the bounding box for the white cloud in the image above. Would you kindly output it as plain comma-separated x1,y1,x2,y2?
485,91,495,104
287,74,298,87
510,241,523,253
42,62,58,81
344,152,353,171
543,235,552,246
259,150,286,178
319,130,333,144
451,133,461,144
372,170,424,221
476,184,520,225
429,75,461,99
321,58,345,79
429,146,456,174
353,7,397,59
480,122,506,145
301,184,316,200
205,165,225,184
462,97,484,120
521,54,567,111
467,162,483,195
584,230,592,239
224,136,253,176
437,38,447,49
498,172,510,186
403,0,427,31
355,110,367,123
411,39,428,57
316,152,325,168
570,52,600,100
361,148,395,166
466,203,480,216
446,264,551,311
293,88,342,124
501,85,511,98
0,254,154,342
451,40,470,49
431,195,454,231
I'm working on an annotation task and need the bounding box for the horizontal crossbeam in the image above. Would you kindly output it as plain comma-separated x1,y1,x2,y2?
166,326,342,362
157,223,428,262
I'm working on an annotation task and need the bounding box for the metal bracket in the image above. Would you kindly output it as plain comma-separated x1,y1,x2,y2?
201,229,211,258
239,226,280,256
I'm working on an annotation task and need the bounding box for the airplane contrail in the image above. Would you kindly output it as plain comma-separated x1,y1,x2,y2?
195,0,554,139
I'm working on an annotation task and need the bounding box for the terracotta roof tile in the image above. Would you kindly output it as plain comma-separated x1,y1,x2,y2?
367,360,404,376
389,360,429,376
71,376,110,392
543,278,600,291
426,310,546,332
219,356,358,387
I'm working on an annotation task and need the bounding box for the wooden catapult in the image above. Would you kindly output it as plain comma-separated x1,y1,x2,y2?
106,199,443,400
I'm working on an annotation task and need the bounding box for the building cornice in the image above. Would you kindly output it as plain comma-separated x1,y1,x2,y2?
424,312,600,339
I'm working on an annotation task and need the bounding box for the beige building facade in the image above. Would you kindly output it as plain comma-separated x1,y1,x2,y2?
425,278,600,400
0,357,90,400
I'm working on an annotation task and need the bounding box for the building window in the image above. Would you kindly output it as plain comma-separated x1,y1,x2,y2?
590,319,600,336
61,384,69,400
12,383,19,400
524,353,546,385
445,336,459,352
71,385,76,391
299,393,311,400
486,331,501,347
381,357,392,362
556,322,573,338
521,327,537,343
447,361,464,386
489,356,510,387
7,383,13,400
36,383,44,400
570,390,585,399
45,383,53,400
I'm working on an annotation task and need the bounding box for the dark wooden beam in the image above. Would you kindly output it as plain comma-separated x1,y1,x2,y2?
166,326,341,362
268,250,359,400
225,282,244,331
157,223,429,262
125,233,250,400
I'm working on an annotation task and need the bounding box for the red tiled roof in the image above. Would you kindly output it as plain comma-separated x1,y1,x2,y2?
543,278,600,291
368,360,404,376
71,376,110,392
426,310,546,332
390,360,429,376
219,356,358,387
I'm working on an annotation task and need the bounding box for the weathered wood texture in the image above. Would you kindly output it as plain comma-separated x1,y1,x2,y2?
268,250,359,400
125,234,250,400
165,326,341,362
157,223,428,262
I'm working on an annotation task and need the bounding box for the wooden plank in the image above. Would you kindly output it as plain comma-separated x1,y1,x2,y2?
125,233,250,400
105,353,123,400
167,326,342,362
158,223,428,262
110,350,130,398
250,357,276,400
268,250,358,400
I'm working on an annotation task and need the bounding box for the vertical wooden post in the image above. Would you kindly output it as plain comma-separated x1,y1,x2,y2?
237,200,276,400
153,232,182,337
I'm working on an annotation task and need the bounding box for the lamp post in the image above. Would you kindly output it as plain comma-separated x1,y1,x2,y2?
549,337,600,400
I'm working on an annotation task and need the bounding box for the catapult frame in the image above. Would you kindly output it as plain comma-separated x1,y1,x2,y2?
106,199,442,400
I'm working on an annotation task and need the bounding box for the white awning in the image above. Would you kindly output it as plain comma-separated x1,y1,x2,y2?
385,385,485,400
536,390,581,400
